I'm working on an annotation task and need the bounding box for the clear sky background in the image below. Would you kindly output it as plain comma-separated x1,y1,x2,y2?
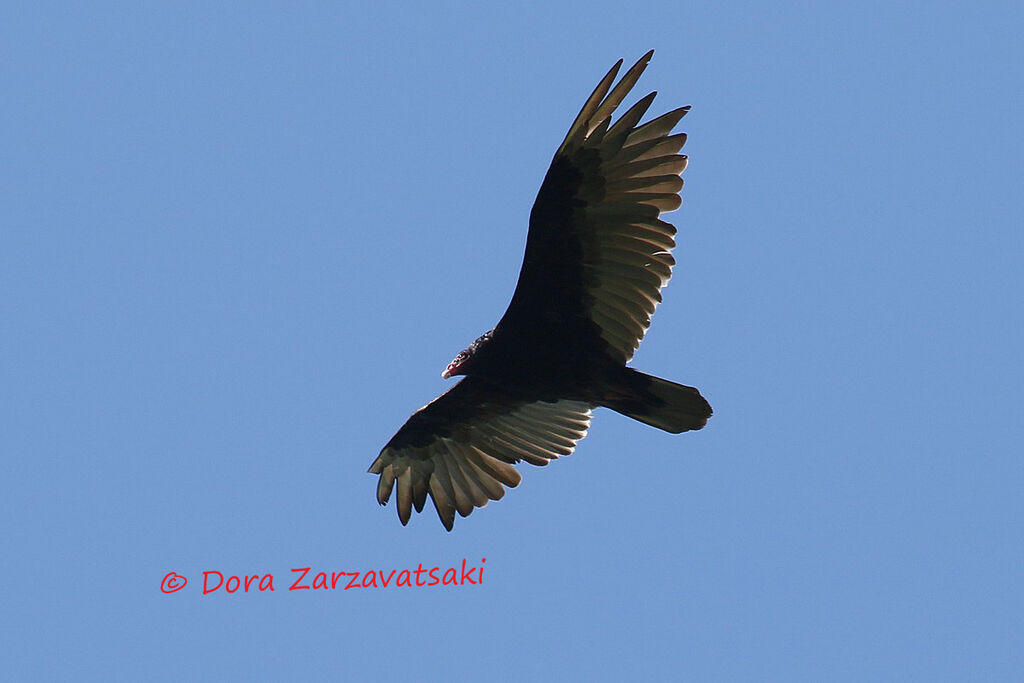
3,1,1022,680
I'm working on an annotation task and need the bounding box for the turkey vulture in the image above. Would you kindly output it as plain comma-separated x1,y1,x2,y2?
369,51,712,530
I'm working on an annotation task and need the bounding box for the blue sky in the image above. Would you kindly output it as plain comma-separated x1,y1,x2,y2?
3,1,1022,680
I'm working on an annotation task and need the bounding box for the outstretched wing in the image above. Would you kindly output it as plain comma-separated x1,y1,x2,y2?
369,376,592,530
497,50,690,363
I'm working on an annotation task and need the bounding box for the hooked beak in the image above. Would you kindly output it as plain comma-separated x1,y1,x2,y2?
441,368,452,379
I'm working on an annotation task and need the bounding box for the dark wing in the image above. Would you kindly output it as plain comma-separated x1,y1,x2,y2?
369,377,592,530
497,50,689,363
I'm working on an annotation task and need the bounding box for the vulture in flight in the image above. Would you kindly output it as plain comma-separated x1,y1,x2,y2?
369,51,712,530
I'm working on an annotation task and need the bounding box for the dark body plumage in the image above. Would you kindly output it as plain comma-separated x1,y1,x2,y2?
370,51,712,530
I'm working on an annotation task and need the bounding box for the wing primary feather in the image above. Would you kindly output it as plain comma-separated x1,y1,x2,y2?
603,92,658,153
624,105,691,146
429,455,458,530
411,463,430,513
557,59,623,155
588,50,655,132
396,466,413,526
441,450,477,517
585,115,612,146
611,134,688,168
374,459,396,504
607,136,677,170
